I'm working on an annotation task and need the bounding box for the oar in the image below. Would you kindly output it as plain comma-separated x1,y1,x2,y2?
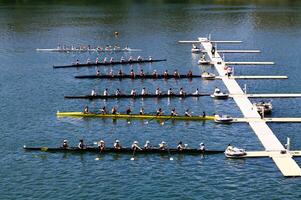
161,115,174,125
166,147,174,161
144,112,159,124
130,148,137,160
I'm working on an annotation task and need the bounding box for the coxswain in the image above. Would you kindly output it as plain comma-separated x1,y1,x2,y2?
149,56,153,61
103,57,107,63
78,139,86,149
114,140,122,149
199,143,205,151
91,89,97,96
109,69,113,77
83,106,89,114
110,57,114,63
130,69,135,78
179,87,186,95
167,88,173,95
111,106,117,114
62,139,68,148
152,70,158,78
211,46,216,57
156,108,163,116
130,89,137,96
126,107,132,115
137,56,142,61
139,107,144,115
184,109,191,117
86,58,91,64
128,56,133,61
140,69,145,77
131,141,142,150
144,141,151,149
118,69,123,76
115,88,121,96
159,141,166,150
177,141,185,151
193,88,199,95
187,70,193,77
100,106,107,114
96,70,100,76
141,87,147,95
76,59,80,65
96,57,99,64
171,108,178,116
214,87,220,94
202,111,206,118
120,57,125,62
103,88,109,96
98,140,105,151
174,69,180,78
163,70,169,78
155,87,161,95
226,144,233,151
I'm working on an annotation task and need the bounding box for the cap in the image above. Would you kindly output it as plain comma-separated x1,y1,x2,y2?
100,140,104,143
116,140,120,143
134,141,138,144
146,140,150,144
200,143,204,145
63,140,68,143
161,141,166,144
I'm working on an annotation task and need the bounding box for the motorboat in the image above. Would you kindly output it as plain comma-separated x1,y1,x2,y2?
253,101,272,114
214,115,233,124
210,88,229,99
201,71,216,80
224,146,246,158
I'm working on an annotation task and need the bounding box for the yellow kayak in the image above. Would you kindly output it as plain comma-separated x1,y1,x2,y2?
56,111,215,121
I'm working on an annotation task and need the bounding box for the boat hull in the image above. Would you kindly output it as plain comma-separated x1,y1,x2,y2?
75,74,202,79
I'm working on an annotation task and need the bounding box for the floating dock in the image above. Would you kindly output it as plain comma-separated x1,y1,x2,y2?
233,118,301,123
243,150,301,158
215,76,288,80
225,61,275,65
202,50,261,53
197,37,301,177
230,94,301,98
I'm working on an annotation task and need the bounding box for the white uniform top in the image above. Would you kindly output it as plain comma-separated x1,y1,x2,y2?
91,90,96,96
193,89,199,95
141,88,146,95
155,89,161,95
115,90,121,95
103,90,109,96
103,57,107,62
131,90,136,95
214,88,220,93
167,89,172,95
179,89,185,95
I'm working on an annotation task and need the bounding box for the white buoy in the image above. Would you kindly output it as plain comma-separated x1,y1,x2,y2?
131,157,135,161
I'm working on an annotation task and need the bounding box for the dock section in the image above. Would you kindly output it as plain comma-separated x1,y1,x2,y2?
225,61,275,65
230,94,301,98
199,37,301,177
215,76,288,80
233,118,301,123
202,50,261,53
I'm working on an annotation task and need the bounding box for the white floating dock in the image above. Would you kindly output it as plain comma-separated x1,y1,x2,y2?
233,118,301,123
225,61,275,65
199,37,301,177
243,150,301,158
230,94,301,98
216,76,288,79
202,50,261,53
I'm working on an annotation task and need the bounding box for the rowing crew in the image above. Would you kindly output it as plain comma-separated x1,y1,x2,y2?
90,87,200,96
84,106,206,117
62,139,206,151
75,56,153,65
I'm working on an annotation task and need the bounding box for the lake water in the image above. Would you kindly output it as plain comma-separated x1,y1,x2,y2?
1,1,301,199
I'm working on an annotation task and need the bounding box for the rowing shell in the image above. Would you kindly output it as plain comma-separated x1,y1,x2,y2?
24,146,224,155
53,59,166,69
64,93,210,99
74,74,202,79
36,48,141,52
56,112,215,121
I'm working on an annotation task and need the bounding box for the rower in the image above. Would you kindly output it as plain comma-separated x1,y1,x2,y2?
167,88,173,95
78,139,86,149
130,89,137,96
226,144,233,151
109,69,114,77
91,89,97,96
199,143,205,151
159,141,166,150
118,69,123,76
202,111,206,118
83,106,89,114
140,69,145,77
163,70,169,78
152,70,158,78
187,70,193,77
214,87,220,94
193,88,199,95
171,108,178,116
87,58,91,64
137,56,142,61
131,141,142,151
62,139,68,148
115,88,121,96
96,70,100,76
126,107,132,115
110,57,114,63
100,106,107,114
177,141,185,151
98,140,105,151
114,140,122,149
103,88,109,96
103,57,107,63
144,141,151,149
149,56,152,61
184,109,191,117
201,53,205,60
76,59,80,65
120,57,125,62
155,87,161,95
139,107,144,115
174,69,180,78
179,87,186,95
156,108,163,116
141,87,147,95
96,57,99,64
111,106,117,114
130,69,135,78
128,56,133,61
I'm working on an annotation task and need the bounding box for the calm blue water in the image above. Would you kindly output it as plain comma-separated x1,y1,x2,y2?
1,1,301,199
